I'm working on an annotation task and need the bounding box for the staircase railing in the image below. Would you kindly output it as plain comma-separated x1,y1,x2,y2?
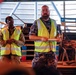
9,2,20,16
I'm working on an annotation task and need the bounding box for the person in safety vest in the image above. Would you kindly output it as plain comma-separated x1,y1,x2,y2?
29,5,62,68
0,16,25,64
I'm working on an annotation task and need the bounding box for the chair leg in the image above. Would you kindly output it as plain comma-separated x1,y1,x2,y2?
62,52,64,61
65,50,69,61
60,53,63,61
62,48,69,62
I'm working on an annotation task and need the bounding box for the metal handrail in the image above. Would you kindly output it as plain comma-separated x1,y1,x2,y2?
9,2,27,26
61,18,76,22
51,1,61,19
12,13,26,25
62,18,76,20
9,2,20,16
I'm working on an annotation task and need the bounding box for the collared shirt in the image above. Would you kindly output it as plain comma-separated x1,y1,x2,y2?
29,17,61,36
0,26,25,47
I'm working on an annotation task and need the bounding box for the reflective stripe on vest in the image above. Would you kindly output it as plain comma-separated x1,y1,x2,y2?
1,27,21,56
35,19,57,52
35,45,56,49
1,47,20,51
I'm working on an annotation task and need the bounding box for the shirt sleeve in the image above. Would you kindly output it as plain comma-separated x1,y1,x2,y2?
29,20,38,36
0,31,6,46
0,31,3,41
53,19,62,35
57,25,62,35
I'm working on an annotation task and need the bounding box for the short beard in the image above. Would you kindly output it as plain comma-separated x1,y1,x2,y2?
42,15,49,20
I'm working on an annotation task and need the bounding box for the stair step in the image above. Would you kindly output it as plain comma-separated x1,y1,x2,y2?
27,46,34,49
25,40,34,44
22,50,34,52
25,44,34,46
25,55,34,57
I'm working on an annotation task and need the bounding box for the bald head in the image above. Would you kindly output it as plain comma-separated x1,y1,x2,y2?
42,5,49,9
41,5,50,20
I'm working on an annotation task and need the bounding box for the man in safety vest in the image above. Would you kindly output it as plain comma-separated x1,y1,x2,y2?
0,16,25,64
29,5,61,68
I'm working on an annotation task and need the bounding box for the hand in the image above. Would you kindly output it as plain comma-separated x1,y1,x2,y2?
56,37,62,42
41,37,48,42
0,40,6,45
6,39,15,44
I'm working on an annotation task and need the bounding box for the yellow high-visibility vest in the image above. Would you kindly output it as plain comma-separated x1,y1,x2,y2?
1,27,21,56
35,19,57,52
